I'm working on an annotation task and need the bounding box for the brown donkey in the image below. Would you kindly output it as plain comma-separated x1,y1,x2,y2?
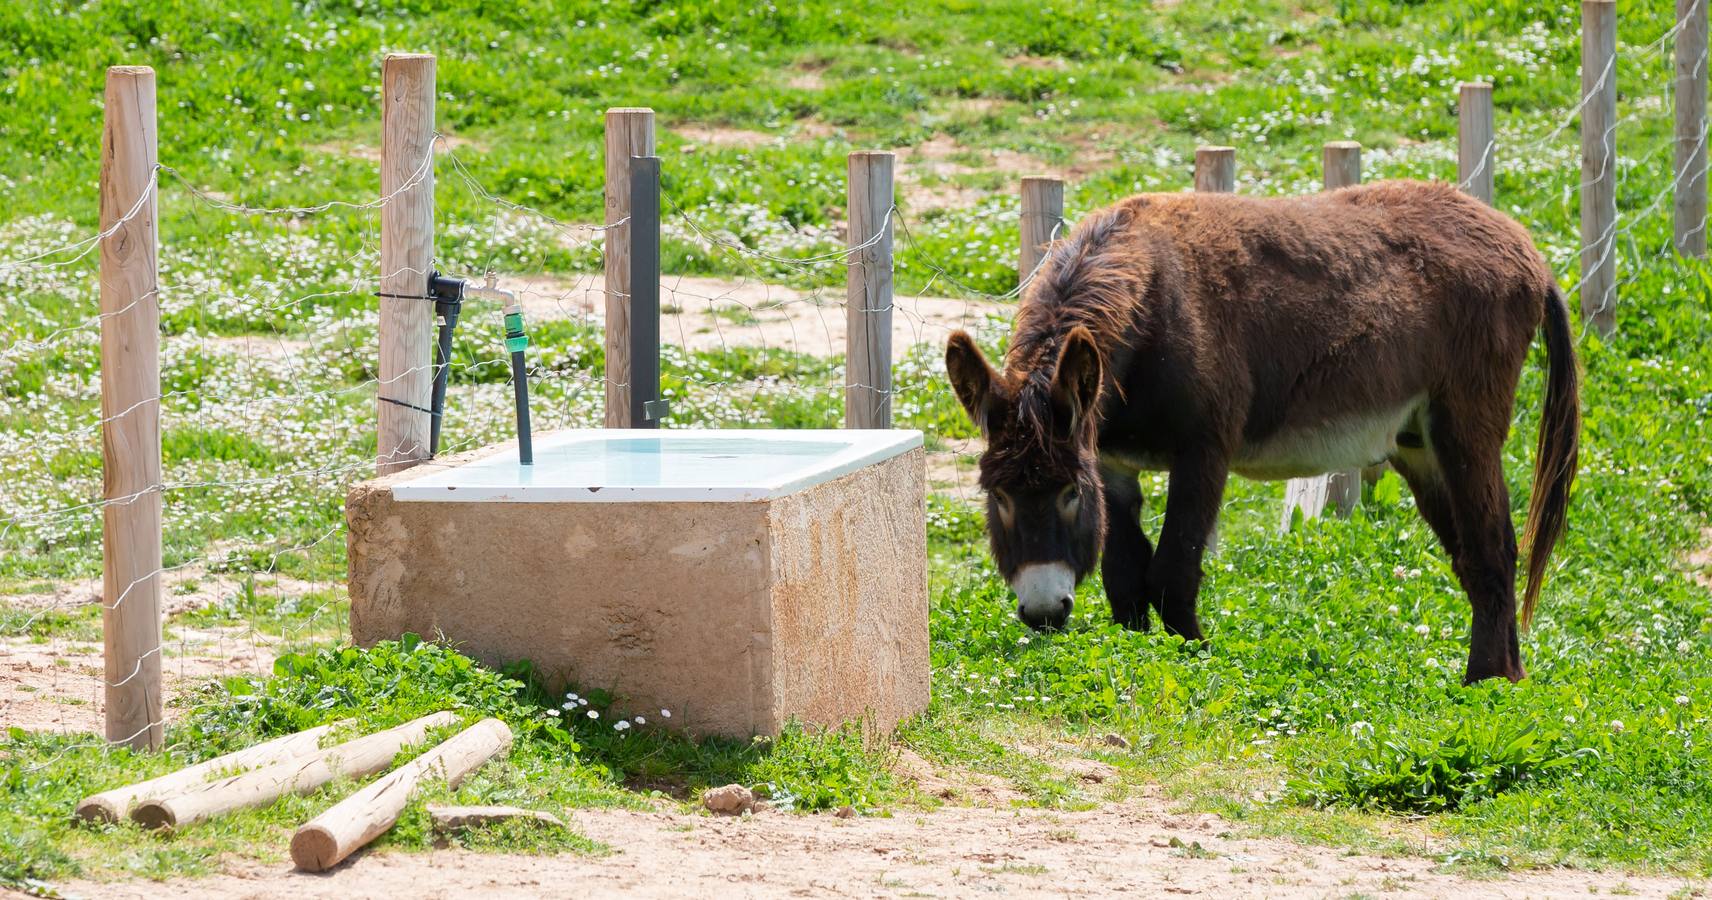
946,180,1579,684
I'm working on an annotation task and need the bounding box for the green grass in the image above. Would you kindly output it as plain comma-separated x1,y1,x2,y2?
3,0,1712,889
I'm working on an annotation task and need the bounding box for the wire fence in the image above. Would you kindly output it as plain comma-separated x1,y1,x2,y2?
0,5,1706,762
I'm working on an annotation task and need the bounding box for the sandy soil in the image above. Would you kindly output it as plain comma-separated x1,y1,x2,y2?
486,271,1012,364
43,801,1706,899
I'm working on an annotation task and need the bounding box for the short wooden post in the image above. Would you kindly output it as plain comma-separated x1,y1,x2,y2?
1282,142,1362,530
1194,146,1236,193
1458,83,1495,204
377,54,436,473
100,65,163,750
604,108,655,428
1677,0,1709,258
846,151,894,430
1019,176,1063,286
1581,0,1618,336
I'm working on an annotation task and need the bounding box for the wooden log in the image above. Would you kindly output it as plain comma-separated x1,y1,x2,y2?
292,718,513,872
1194,146,1235,193
100,65,163,751
603,108,655,427
1018,176,1063,286
1678,0,1709,258
76,722,338,824
1282,143,1363,530
130,711,456,830
427,804,564,832
377,53,436,474
845,151,895,430
1580,0,1618,335
1458,82,1495,204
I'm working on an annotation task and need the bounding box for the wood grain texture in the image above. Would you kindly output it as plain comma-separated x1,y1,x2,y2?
291,718,513,872
1581,0,1618,335
846,151,895,429
77,722,337,823
1678,0,1709,257
100,64,163,750
132,712,456,830
377,54,436,473
1019,176,1063,285
1458,83,1495,204
603,108,655,427
1193,146,1235,193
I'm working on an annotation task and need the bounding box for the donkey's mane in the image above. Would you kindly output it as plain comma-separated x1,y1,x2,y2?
1003,202,1148,441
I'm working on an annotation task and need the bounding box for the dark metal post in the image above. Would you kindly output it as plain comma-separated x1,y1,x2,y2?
628,155,666,428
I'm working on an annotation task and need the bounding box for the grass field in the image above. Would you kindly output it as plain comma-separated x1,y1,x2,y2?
4,0,1712,889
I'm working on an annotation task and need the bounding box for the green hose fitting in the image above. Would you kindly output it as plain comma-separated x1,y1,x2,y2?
503,310,528,353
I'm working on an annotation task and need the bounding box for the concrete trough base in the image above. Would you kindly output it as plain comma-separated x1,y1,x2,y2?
346,430,929,738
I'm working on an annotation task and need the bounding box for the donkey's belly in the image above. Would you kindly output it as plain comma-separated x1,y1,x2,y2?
1231,397,1426,481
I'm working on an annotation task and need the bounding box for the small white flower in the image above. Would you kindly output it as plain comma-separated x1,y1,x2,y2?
1387,605,1400,616
634,716,646,725
588,710,600,719
562,701,575,710
1564,714,1577,725
660,709,672,719
614,720,631,731
1017,635,1031,646
1675,696,1691,706
1414,623,1431,636
1609,719,1625,733
545,709,561,717
1350,721,1372,735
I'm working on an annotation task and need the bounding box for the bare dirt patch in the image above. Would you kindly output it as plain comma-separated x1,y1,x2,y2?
1,625,276,734
1691,527,1712,589
489,271,1012,364
310,132,484,163
51,801,1706,899
2,566,325,619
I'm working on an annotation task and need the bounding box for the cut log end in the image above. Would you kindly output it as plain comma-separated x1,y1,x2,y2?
73,798,123,825
291,824,343,873
129,801,177,831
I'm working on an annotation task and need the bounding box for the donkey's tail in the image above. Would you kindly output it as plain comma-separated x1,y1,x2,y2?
1519,283,1581,627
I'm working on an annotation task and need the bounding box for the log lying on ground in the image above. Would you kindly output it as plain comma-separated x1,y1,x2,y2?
76,721,341,824
292,717,513,872
426,804,564,832
130,711,456,830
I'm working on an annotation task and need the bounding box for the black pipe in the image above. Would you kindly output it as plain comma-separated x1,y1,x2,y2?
426,272,465,458
504,306,533,465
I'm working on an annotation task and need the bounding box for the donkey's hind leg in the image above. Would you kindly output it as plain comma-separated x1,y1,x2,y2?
1101,466,1153,631
1423,399,1526,684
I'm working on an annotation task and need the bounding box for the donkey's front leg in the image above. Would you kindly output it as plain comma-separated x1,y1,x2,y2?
1100,466,1153,631
1147,449,1230,640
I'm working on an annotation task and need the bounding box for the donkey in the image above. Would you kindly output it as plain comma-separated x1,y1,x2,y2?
945,180,1579,684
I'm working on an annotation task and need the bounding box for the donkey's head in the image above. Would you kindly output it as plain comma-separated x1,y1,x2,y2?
946,327,1105,631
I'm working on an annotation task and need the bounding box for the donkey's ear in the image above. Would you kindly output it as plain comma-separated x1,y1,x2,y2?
945,331,997,424
1052,326,1102,429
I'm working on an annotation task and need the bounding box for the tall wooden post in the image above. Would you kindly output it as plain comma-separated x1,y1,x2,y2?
1677,0,1709,258
846,151,894,430
1282,142,1363,531
100,65,162,750
603,108,655,428
1458,83,1495,204
1194,146,1236,193
1581,0,1618,336
377,54,435,473
1019,176,1063,286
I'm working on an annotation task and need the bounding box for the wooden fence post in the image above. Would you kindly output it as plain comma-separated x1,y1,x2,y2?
100,65,162,750
1581,0,1618,336
1194,146,1236,193
377,54,436,473
603,108,655,428
1281,142,1362,531
1458,83,1495,204
1019,176,1063,287
1678,0,1709,258
846,151,894,430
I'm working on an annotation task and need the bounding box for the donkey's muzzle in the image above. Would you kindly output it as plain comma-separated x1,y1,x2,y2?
1012,562,1075,632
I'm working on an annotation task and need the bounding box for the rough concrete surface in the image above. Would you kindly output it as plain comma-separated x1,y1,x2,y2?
347,440,928,738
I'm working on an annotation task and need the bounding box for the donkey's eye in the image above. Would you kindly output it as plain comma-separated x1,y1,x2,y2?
992,489,1016,528
1058,483,1081,519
